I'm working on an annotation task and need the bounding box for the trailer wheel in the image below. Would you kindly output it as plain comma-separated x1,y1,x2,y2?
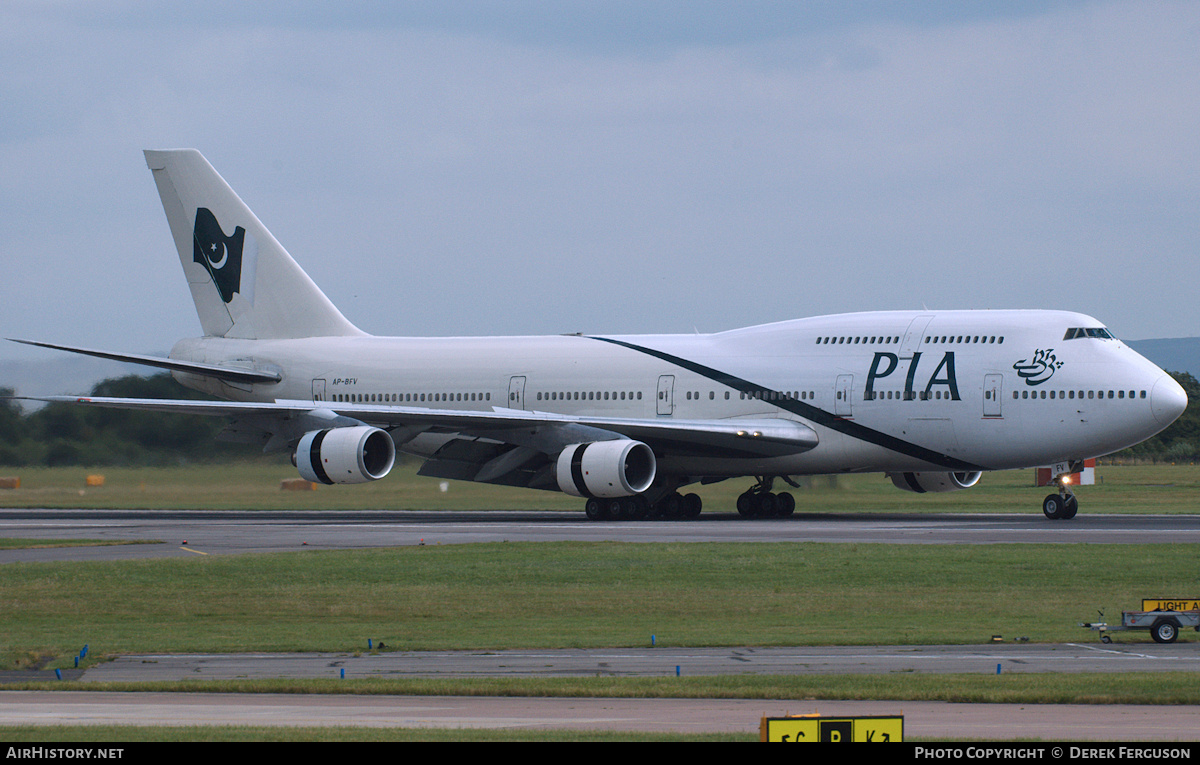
1100,635,1112,644
1151,618,1179,644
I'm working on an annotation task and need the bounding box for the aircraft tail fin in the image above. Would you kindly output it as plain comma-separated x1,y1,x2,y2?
143,149,364,340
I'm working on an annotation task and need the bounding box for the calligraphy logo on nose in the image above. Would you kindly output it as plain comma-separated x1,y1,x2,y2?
193,208,252,304
1013,348,1062,385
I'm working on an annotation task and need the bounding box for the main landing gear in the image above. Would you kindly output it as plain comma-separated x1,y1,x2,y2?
1042,475,1079,520
736,476,796,519
580,476,802,521
583,492,702,521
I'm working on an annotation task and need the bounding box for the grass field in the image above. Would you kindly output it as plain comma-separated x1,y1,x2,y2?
2,462,1199,736
3,541,1196,667
1,460,1198,513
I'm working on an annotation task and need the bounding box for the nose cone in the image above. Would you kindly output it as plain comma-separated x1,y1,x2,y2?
1152,374,1188,427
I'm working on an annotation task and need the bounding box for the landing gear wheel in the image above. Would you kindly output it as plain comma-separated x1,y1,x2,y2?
757,492,777,517
607,498,627,520
1042,494,1065,520
1061,494,1078,520
682,493,702,519
657,492,682,519
629,495,650,520
775,492,795,517
736,492,756,518
1152,619,1179,644
585,497,604,521
1100,634,1112,644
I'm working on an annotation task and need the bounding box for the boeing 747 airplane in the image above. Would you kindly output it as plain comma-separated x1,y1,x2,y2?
14,150,1188,520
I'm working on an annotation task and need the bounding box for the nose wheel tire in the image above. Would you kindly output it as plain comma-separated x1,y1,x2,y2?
1061,494,1078,519
1042,493,1078,520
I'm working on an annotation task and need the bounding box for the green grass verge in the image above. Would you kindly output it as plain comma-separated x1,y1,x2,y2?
0,725,752,742
0,539,157,550
2,542,1195,667
7,673,1200,705
0,461,1198,512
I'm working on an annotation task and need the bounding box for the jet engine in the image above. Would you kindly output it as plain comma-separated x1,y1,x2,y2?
556,440,656,498
295,426,396,485
889,471,982,493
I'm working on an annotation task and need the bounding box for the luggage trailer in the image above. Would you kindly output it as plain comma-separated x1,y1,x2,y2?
1081,600,1200,644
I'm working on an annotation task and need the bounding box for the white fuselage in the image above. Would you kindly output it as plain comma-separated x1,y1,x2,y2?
170,309,1185,480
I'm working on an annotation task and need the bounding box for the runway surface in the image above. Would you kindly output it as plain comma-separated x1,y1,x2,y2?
4,691,1199,740
76,644,1200,681
2,509,1198,563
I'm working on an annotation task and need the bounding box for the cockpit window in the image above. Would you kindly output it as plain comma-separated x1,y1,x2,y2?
1063,327,1115,340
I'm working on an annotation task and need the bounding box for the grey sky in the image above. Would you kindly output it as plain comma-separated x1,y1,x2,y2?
2,1,1197,366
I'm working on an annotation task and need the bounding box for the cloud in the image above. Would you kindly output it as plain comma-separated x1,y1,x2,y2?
1,1,1197,364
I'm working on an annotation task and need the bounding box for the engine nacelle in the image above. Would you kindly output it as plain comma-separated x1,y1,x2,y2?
889,471,983,494
296,426,396,485
556,440,656,498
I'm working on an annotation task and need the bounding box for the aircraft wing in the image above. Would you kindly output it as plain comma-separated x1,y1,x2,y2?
22,395,819,463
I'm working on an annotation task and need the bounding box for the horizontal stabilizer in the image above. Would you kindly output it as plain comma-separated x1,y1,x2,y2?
9,339,281,384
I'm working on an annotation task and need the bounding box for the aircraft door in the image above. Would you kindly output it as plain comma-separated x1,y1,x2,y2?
983,373,1002,418
835,374,853,417
312,378,327,402
902,315,934,354
508,376,527,410
657,375,675,415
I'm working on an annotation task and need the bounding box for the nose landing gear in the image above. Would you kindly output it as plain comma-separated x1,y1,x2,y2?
1042,471,1079,520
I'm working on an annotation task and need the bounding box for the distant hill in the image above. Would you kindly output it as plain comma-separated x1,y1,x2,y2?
1128,338,1200,378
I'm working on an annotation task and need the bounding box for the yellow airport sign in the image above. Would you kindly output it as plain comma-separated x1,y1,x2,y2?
761,714,903,742
1142,599,1200,612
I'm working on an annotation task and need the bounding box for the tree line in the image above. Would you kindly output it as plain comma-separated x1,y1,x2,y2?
1114,371,1200,463
0,373,267,467
1,371,1197,467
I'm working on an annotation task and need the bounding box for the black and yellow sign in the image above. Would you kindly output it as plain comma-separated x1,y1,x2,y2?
761,715,903,742
1142,599,1200,612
